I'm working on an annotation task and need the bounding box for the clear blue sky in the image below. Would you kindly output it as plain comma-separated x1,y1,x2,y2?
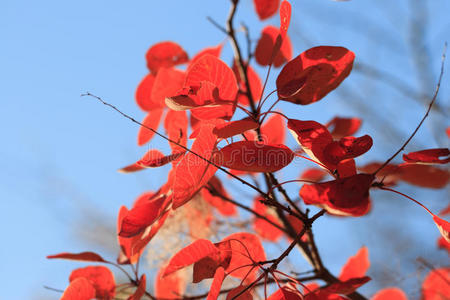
1,0,449,299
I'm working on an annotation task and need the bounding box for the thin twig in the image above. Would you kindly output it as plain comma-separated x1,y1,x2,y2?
373,43,447,176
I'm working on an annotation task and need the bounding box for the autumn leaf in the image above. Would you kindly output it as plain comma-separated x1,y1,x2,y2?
277,46,355,105
371,288,407,300
422,267,450,300
146,41,188,73
46,251,106,263
255,25,293,67
216,141,294,172
300,173,374,217
339,246,370,281
223,232,266,280
163,239,220,277
69,266,115,300
253,0,280,20
403,148,450,164
61,277,96,300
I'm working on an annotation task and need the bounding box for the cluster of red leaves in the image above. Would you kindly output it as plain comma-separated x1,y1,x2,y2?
47,0,450,299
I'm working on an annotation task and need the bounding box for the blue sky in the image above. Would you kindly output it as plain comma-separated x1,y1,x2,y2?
1,0,449,299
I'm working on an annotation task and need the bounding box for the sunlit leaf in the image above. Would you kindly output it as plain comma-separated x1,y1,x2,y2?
146,41,188,73
277,46,355,105
69,266,115,300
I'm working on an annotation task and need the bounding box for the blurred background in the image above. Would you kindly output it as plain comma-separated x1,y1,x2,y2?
1,0,449,299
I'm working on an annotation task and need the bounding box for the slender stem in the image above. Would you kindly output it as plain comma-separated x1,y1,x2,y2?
373,43,447,176
378,186,433,215
81,92,270,199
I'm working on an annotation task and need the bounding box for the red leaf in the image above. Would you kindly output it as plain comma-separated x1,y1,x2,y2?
61,277,96,300
403,148,450,165
193,240,232,283
137,108,164,146
69,266,115,300
213,118,259,139
433,215,450,243
184,54,238,120
339,246,370,281
119,194,168,237
226,285,253,300
155,266,185,299
137,151,185,168
371,288,407,300
326,117,362,140
300,174,374,217
217,141,294,172
128,274,146,300
300,168,328,182
189,44,223,70
323,135,373,166
135,74,161,112
207,267,226,300
233,63,263,105
146,41,188,73
118,150,165,173
253,0,280,20
358,162,401,187
223,232,266,280
322,276,371,295
172,123,218,209
336,159,357,178
279,0,291,38
262,113,286,144
255,25,293,67
46,252,105,263
277,46,355,105
163,239,219,277
201,176,237,216
422,267,450,300
288,119,333,168
164,110,188,153
152,67,185,107
398,164,449,189
117,200,169,265
268,285,302,300
437,236,450,255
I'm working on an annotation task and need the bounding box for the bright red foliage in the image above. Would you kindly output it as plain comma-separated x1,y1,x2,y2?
145,41,188,74
253,0,280,20
69,266,115,300
277,46,355,105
